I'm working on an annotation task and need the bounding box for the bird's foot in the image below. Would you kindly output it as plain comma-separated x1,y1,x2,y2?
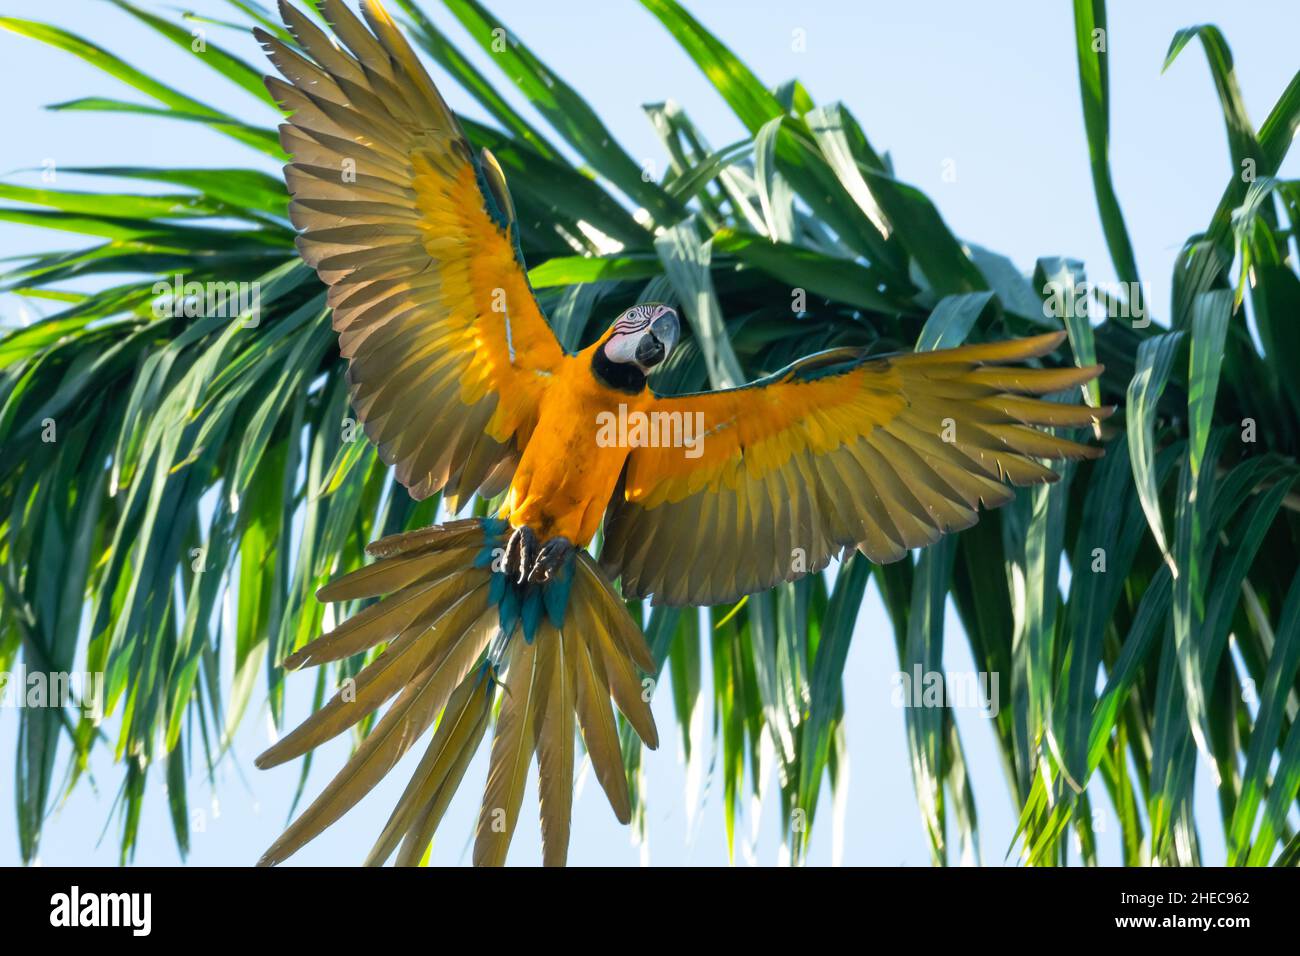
503,525,539,585
527,536,573,584
502,526,573,586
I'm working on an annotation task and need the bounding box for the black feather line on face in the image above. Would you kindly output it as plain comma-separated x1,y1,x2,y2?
612,315,651,335
591,348,647,395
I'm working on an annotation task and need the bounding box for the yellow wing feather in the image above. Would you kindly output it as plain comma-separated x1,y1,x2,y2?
258,0,563,505
603,332,1112,605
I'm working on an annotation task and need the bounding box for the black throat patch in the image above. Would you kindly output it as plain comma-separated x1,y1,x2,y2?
591,349,647,395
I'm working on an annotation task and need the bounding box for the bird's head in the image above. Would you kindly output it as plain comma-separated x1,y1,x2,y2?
591,303,679,393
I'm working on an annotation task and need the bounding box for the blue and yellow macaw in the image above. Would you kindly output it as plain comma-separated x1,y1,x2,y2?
255,0,1110,866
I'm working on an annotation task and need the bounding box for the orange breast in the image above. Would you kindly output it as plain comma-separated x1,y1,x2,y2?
500,351,650,545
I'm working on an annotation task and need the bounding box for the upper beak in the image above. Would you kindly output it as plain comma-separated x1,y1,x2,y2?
649,311,679,356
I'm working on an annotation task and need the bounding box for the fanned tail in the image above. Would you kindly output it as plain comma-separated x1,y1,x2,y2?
471,556,659,867
257,517,658,867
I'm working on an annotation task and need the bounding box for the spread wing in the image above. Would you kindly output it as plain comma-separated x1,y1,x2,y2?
258,0,563,503
601,332,1110,606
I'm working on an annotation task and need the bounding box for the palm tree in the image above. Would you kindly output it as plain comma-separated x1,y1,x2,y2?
1,0,1297,866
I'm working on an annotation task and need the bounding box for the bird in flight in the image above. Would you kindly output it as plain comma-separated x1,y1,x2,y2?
255,0,1111,866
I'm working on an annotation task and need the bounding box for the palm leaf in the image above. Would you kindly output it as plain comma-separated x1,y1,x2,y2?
1,0,1298,867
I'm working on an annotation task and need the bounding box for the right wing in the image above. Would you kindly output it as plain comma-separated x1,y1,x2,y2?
259,0,565,503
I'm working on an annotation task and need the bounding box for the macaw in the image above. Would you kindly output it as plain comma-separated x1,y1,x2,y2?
255,0,1111,866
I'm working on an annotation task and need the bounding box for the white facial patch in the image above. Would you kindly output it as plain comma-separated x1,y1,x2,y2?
604,330,645,364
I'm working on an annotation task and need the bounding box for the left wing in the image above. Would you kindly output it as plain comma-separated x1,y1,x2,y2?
601,332,1109,606
259,0,564,503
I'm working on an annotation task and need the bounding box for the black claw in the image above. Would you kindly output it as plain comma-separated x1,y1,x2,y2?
527,536,573,584
503,526,572,586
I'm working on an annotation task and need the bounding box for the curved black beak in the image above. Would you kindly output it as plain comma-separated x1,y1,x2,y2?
636,309,678,369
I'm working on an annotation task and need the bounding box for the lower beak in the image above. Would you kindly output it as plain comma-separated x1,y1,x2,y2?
635,334,666,367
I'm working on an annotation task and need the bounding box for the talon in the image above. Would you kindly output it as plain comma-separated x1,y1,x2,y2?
528,537,573,584
503,525,539,585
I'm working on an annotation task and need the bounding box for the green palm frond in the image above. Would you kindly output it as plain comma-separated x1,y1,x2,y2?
1,0,1298,866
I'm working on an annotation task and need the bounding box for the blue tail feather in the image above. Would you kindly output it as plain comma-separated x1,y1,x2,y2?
521,588,544,644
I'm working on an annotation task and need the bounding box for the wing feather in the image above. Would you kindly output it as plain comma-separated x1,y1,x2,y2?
259,0,563,503
603,332,1112,604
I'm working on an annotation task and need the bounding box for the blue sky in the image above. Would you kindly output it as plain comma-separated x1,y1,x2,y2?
1,0,1296,866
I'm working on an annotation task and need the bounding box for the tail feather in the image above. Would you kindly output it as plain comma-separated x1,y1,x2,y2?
257,581,490,769
533,624,575,866
256,602,497,866
577,558,656,673
365,668,493,867
473,635,540,867
258,518,658,867
568,616,634,825
570,593,658,749
393,699,487,865
363,517,488,558
288,565,486,668
315,545,476,602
